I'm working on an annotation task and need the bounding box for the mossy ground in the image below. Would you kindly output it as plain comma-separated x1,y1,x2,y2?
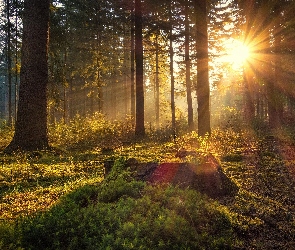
0,117,294,249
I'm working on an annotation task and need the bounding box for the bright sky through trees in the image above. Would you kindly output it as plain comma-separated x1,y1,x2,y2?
221,38,250,71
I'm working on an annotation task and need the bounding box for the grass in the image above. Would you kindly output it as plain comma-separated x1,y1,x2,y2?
0,116,295,249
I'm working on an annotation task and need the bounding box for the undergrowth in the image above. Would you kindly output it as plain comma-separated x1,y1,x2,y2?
0,115,295,249
48,113,135,150
3,158,235,250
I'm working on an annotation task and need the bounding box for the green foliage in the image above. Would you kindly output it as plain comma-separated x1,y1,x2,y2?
0,150,104,220
174,128,254,158
0,123,13,150
14,159,234,250
98,157,146,202
215,106,243,130
222,153,243,162
48,113,134,150
170,128,295,248
0,221,22,250
1,122,295,249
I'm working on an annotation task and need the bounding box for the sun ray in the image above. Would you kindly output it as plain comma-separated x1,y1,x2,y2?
219,38,251,71
227,40,250,65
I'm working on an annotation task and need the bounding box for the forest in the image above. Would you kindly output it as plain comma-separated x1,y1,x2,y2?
0,0,295,249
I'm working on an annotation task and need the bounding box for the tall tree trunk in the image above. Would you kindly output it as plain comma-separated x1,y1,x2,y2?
268,6,283,129
185,0,194,131
63,82,67,123
14,0,19,123
6,0,12,126
243,67,255,122
241,0,256,123
97,53,103,113
5,0,50,152
135,0,145,137
169,4,176,139
63,51,67,123
195,0,210,136
123,24,129,116
262,3,281,129
95,16,103,113
69,79,73,120
130,8,135,122
155,33,160,129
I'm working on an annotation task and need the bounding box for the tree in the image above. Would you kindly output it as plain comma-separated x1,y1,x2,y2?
0,0,20,124
135,0,145,137
130,7,136,121
5,0,50,152
239,0,289,128
240,0,256,122
195,0,210,136
267,2,284,129
6,0,12,126
169,2,176,139
185,0,194,131
155,32,160,128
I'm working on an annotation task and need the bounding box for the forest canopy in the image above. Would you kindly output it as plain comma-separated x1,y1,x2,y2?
1,0,295,138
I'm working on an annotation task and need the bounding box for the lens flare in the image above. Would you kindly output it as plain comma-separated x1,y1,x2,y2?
221,39,251,71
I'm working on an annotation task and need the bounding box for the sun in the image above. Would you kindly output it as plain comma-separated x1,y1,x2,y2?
228,41,250,64
222,38,251,70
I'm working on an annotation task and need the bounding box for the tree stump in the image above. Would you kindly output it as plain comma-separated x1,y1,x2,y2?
149,155,237,198
127,155,238,198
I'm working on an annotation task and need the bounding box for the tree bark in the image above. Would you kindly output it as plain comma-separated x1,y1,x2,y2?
155,33,160,129
185,0,194,131
135,0,145,137
195,0,211,136
268,6,283,129
130,8,135,122
243,67,255,122
169,4,176,139
5,0,50,152
6,0,12,126
14,0,19,123
241,0,256,123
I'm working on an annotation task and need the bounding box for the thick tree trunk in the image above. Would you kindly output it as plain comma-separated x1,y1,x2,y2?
5,0,50,152
195,0,210,136
6,0,13,126
185,0,194,131
135,0,145,137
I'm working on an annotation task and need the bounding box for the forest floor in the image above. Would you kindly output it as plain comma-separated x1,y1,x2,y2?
219,135,295,249
0,127,295,249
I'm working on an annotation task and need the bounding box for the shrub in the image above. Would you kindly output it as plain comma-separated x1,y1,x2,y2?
48,113,134,150
16,158,235,250
0,122,14,149
0,221,21,250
